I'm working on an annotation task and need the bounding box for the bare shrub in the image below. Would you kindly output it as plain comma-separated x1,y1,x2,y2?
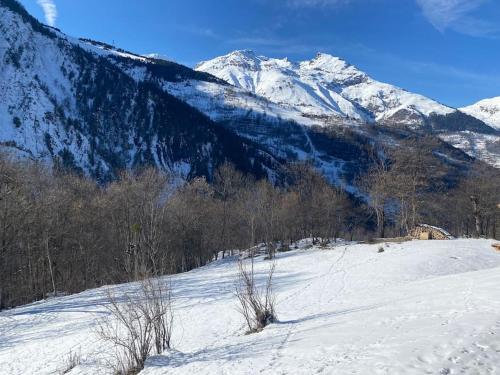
236,257,277,333
97,278,173,374
60,349,81,374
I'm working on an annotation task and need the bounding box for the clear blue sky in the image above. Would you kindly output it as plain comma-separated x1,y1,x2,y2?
20,0,500,108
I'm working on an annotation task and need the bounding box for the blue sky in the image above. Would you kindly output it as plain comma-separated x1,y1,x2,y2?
21,0,500,107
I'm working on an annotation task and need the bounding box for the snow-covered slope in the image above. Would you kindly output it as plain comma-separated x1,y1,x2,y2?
195,50,500,168
461,97,500,131
440,131,500,168
2,239,500,374
0,1,383,189
196,50,455,127
1,0,498,184
0,1,283,181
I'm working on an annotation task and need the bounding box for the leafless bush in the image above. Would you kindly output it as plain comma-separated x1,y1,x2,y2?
236,257,277,333
97,278,173,375
60,349,81,374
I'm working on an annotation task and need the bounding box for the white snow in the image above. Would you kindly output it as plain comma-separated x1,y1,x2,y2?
0,5,113,174
141,53,174,63
2,239,500,374
196,50,455,126
161,79,321,127
461,97,500,131
440,131,500,168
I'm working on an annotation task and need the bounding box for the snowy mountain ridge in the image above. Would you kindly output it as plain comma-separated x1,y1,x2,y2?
0,0,284,181
0,0,382,189
461,97,500,131
196,50,455,127
0,0,498,188
195,50,500,168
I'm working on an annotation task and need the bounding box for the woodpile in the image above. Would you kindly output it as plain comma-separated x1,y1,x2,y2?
409,224,453,240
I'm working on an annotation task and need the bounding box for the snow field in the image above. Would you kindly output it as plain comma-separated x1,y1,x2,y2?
1,239,500,374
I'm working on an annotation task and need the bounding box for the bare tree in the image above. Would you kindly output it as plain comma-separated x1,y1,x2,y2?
213,163,247,258
461,162,500,238
360,155,390,238
103,169,170,280
387,138,447,235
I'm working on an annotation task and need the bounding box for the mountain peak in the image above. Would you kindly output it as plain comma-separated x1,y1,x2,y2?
472,96,500,106
461,96,500,130
304,52,359,75
222,49,263,63
230,49,257,57
197,50,454,124
313,52,343,61
196,49,265,72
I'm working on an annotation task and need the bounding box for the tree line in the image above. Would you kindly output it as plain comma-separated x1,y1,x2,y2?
362,137,500,239
0,157,355,309
0,139,498,309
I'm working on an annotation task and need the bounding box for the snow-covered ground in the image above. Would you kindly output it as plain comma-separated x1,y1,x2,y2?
1,239,500,374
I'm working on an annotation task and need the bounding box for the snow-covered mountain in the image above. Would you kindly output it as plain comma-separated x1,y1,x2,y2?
0,0,497,188
196,50,455,127
196,50,500,168
461,97,500,131
1,0,390,189
0,0,282,181
0,0,378,189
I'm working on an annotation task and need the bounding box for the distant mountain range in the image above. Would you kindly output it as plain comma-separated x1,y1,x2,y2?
0,0,498,188
196,50,454,126
196,50,500,168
